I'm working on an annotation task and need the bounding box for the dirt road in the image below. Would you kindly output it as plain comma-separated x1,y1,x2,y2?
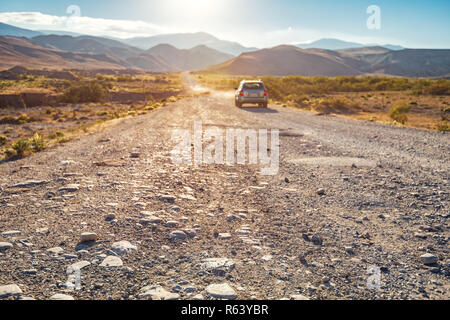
0,74,448,300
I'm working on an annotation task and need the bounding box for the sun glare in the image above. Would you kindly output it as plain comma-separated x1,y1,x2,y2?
162,0,226,21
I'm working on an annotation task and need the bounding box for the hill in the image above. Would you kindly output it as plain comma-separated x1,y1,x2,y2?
0,22,42,38
0,36,127,70
205,45,362,76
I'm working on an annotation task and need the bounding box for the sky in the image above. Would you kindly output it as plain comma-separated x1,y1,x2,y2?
0,0,449,48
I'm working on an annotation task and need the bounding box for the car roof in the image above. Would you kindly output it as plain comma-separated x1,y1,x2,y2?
240,80,263,83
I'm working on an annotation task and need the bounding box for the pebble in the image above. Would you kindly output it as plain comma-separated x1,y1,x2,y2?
70,261,91,270
317,188,326,196
139,285,180,300
80,232,97,243
206,283,237,299
105,213,116,221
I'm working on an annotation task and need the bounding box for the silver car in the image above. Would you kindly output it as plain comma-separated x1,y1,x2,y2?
235,80,268,108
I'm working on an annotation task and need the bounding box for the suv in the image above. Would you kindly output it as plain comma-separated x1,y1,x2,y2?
235,80,268,108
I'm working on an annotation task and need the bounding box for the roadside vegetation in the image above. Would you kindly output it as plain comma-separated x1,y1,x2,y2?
195,73,450,131
0,71,186,161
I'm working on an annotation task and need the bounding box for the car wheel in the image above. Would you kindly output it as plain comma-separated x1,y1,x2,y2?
263,102,268,108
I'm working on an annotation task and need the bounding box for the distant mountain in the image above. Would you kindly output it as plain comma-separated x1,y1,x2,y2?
147,44,234,71
205,44,450,77
0,22,42,38
206,45,361,76
0,36,128,70
123,32,257,56
346,48,450,77
296,38,404,51
30,35,144,60
38,30,85,37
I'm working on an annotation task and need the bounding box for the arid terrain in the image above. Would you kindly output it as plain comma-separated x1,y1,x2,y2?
0,73,448,300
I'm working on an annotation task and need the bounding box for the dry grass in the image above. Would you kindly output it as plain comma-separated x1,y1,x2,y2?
0,71,185,160
195,73,450,131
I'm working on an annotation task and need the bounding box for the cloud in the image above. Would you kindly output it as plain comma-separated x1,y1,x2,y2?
0,11,172,38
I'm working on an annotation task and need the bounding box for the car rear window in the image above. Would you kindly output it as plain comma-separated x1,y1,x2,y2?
243,83,264,90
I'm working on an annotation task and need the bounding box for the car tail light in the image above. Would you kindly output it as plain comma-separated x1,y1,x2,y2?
264,90,268,97
239,90,244,96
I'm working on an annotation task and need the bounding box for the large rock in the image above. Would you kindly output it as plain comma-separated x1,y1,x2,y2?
111,241,137,255
0,284,22,298
206,283,237,299
99,256,123,268
139,285,180,300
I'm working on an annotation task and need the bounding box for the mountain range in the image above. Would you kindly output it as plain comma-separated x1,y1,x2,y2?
0,22,449,77
206,45,450,77
295,38,404,51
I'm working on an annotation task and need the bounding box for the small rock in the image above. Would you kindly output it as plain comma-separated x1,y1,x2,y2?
169,230,187,240
47,247,64,255
206,283,237,300
0,242,13,251
80,232,97,243
1,230,21,237
105,213,116,221
49,294,74,300
420,253,438,265
99,256,123,268
317,188,325,196
291,294,310,300
111,241,137,255
139,285,179,300
218,233,231,240
58,184,80,192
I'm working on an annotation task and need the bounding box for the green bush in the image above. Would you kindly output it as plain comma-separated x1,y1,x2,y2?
61,81,107,103
389,101,411,124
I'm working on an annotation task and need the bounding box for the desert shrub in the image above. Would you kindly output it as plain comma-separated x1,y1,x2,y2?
423,80,450,95
10,139,32,157
0,134,7,145
389,101,411,124
61,81,107,103
29,133,46,151
309,97,359,114
437,121,449,132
